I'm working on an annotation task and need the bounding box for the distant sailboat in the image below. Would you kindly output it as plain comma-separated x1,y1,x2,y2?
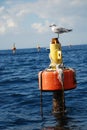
12,43,16,54
37,44,40,52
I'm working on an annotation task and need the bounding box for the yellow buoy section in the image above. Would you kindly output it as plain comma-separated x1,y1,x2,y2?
49,38,62,69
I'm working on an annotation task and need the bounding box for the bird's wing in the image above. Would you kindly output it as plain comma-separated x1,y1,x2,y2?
52,26,72,34
52,26,60,33
57,28,72,33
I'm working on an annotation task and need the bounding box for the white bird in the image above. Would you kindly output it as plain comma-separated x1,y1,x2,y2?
49,24,72,39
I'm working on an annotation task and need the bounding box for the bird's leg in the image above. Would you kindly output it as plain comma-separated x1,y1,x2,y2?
58,33,59,39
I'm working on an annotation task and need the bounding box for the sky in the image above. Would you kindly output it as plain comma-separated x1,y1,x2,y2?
0,0,87,50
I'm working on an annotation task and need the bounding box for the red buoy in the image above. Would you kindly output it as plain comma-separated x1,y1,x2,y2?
38,68,76,91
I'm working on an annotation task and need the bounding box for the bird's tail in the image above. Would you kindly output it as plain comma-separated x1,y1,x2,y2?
68,29,72,32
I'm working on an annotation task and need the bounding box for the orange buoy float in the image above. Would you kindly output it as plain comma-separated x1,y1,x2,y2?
38,68,76,91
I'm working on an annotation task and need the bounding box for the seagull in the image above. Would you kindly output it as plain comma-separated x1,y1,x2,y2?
49,24,72,39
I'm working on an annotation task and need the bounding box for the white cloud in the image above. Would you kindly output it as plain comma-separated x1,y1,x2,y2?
16,9,29,17
0,0,87,35
32,23,44,33
0,6,5,13
0,24,6,34
71,0,87,6
16,10,26,16
6,19,16,28
0,6,17,34
32,21,50,33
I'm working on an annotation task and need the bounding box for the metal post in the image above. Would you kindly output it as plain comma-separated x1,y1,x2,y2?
52,91,66,114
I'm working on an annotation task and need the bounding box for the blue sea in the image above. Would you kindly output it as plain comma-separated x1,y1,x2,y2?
0,44,87,130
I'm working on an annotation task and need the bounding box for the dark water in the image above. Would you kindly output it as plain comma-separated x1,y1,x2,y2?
0,44,87,130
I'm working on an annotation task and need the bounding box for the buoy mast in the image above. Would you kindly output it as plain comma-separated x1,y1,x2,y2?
49,38,65,113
